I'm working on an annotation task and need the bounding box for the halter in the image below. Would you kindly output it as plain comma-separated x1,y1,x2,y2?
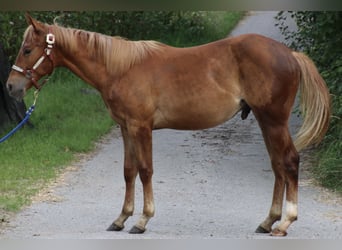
12,32,55,90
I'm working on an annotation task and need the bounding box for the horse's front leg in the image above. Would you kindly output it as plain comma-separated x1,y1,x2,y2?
107,126,138,231
128,125,154,234
107,124,154,234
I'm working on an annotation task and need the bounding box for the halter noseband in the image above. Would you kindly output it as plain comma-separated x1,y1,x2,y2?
12,32,55,90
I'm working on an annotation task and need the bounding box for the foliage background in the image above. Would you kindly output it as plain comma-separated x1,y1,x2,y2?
276,11,341,191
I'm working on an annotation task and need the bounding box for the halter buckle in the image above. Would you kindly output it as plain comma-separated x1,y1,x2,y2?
46,33,55,45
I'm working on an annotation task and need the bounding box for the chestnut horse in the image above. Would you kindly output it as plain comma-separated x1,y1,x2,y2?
7,14,330,236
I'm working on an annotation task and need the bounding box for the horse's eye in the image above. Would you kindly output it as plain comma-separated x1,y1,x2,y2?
23,48,31,56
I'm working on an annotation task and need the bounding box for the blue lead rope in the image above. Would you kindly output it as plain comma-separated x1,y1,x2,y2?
0,91,38,143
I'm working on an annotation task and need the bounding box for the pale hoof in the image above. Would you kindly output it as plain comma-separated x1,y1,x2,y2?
271,228,287,237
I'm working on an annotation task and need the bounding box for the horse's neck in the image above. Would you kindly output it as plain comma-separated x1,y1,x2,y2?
52,27,160,89
56,45,108,90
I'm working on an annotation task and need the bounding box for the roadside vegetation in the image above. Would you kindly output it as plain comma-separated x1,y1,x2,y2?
276,12,341,192
0,11,244,212
0,70,113,211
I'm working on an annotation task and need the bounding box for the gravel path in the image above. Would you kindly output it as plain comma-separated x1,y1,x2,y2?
1,11,341,239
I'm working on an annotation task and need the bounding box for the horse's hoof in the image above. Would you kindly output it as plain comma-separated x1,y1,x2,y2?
107,223,124,231
255,225,270,234
271,228,287,237
129,225,146,234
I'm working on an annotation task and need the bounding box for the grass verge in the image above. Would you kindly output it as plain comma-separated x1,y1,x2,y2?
313,125,342,192
0,11,244,212
0,69,113,211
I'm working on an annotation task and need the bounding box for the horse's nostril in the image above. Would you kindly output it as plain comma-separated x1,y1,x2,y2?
7,83,13,92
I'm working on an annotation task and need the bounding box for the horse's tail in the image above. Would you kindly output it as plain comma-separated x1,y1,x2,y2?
292,51,331,151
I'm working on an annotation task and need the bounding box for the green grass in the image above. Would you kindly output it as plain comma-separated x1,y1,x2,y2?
313,123,342,192
0,12,244,212
0,69,113,211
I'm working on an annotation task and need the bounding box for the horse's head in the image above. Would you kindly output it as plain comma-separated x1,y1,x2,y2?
6,13,55,100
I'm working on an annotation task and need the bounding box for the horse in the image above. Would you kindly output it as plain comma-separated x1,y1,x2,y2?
6,13,330,236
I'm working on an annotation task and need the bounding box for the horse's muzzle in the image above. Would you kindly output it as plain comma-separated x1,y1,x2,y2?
6,82,26,101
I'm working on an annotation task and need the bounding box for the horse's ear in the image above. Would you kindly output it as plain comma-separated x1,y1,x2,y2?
25,12,44,34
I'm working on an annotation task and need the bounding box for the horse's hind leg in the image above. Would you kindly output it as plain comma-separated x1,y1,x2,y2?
254,112,299,236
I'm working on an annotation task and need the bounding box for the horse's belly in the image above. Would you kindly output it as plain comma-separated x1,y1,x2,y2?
153,95,241,130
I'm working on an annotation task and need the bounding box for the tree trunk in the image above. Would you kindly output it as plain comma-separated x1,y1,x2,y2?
0,42,28,134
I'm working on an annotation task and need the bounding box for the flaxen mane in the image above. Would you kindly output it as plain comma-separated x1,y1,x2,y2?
25,22,162,75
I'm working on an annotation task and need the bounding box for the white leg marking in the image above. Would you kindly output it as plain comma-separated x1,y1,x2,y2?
285,201,298,220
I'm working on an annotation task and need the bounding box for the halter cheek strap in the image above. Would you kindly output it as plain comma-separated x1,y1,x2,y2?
12,32,55,90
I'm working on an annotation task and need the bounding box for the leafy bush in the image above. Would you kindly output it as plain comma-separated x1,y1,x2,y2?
276,11,342,191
